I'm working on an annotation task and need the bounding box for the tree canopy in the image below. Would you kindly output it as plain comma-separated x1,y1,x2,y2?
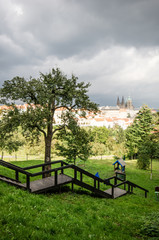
126,105,154,164
0,68,98,165
55,118,93,165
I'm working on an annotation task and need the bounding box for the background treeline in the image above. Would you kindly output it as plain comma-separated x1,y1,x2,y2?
0,125,126,160
1,105,159,170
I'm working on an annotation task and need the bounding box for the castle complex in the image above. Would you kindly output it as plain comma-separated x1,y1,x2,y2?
117,96,134,110
97,96,138,129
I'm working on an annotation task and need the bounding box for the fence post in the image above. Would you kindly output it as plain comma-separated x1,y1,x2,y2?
42,165,45,179
15,170,19,182
98,180,100,190
55,170,58,185
131,186,133,193
128,184,130,193
80,172,82,182
94,179,96,188
114,177,117,185
71,182,74,192
26,175,30,191
74,169,77,180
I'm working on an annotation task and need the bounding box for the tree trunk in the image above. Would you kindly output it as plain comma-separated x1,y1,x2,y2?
43,107,54,177
44,132,52,177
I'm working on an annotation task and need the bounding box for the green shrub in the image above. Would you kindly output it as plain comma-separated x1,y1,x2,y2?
137,153,150,170
140,212,159,237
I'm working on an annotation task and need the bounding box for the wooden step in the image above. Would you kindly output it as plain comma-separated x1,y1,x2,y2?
0,176,26,189
73,179,112,198
104,187,127,199
24,174,73,193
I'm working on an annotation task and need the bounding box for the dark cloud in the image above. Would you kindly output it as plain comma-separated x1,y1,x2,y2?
0,0,159,108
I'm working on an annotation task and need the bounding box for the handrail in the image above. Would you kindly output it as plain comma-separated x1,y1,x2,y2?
114,181,127,188
0,160,31,176
113,180,148,198
0,159,148,198
0,159,105,182
0,174,21,183
31,164,74,177
126,180,149,192
71,165,106,183
0,159,119,193
0,159,32,191
104,176,116,181
22,160,66,170
114,180,148,192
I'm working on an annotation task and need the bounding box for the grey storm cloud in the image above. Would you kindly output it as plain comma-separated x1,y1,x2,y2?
0,0,159,108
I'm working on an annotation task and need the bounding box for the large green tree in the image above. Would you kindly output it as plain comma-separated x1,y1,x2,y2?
137,134,159,174
90,126,109,158
90,126,109,145
55,118,93,165
0,68,98,167
126,105,153,161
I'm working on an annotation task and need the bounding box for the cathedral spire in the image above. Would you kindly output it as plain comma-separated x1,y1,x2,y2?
117,96,120,107
121,96,125,108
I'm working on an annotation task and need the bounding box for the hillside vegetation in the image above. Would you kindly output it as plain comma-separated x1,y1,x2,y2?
0,159,159,240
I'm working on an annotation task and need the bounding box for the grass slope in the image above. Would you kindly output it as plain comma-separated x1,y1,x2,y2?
0,159,159,240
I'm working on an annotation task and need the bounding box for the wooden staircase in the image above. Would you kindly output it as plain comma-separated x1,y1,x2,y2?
0,160,148,199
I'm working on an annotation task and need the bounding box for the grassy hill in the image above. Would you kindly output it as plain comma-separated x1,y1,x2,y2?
0,159,159,240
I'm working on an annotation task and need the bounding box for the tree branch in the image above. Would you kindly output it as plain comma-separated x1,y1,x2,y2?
52,125,65,136
28,123,47,138
55,104,76,111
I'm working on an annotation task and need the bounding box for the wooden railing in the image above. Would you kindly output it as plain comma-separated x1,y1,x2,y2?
0,159,32,190
23,160,110,195
0,160,110,196
0,159,149,198
103,175,149,198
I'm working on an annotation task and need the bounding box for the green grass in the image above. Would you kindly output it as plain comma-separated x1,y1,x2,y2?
0,159,159,240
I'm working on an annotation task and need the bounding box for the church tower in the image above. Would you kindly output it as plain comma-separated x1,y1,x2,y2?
117,97,120,107
121,96,125,108
116,96,134,109
126,96,134,110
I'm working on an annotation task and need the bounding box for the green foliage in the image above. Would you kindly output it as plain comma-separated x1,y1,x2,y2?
137,151,150,170
109,125,126,144
0,108,24,154
137,134,159,175
134,105,153,138
140,212,159,237
56,118,92,164
126,125,139,159
91,142,107,158
0,68,98,163
89,127,108,157
108,126,126,156
89,125,126,157
126,105,153,160
90,126,109,144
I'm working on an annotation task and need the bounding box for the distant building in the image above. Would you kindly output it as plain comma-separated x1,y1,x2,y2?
117,96,134,110
0,98,138,129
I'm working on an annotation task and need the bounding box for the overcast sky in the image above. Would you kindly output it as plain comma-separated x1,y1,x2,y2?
0,0,159,108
